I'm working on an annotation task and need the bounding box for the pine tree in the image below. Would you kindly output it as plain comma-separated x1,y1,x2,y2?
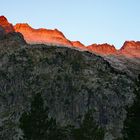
19,93,58,140
19,94,105,140
72,110,104,140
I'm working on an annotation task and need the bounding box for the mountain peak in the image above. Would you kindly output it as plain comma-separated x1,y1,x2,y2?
14,23,32,29
87,43,117,55
119,41,140,58
0,16,8,23
1,16,139,58
121,41,140,50
71,41,85,47
14,23,73,46
0,16,14,33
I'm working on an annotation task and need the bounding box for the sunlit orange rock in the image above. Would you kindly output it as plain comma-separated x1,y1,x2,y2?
87,43,117,55
14,23,73,47
71,41,85,48
71,41,88,51
1,15,139,58
118,41,140,58
0,16,14,34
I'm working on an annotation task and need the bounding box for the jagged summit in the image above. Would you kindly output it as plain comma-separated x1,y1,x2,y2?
0,16,9,23
0,16,14,33
71,41,85,47
14,23,72,46
14,23,32,30
14,23,66,38
87,43,117,55
121,41,140,50
71,41,87,50
118,41,140,58
0,16,140,58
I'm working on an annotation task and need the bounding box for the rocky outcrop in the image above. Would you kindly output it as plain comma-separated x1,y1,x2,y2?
87,43,117,55
71,41,88,51
119,41,140,58
0,16,14,34
71,41,85,48
14,23,73,47
121,41,140,50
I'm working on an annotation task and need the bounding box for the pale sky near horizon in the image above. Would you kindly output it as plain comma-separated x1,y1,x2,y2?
1,0,140,49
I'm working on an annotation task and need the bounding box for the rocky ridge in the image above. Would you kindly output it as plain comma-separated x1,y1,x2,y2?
118,41,140,58
13,20,140,58
0,16,140,58
0,15,140,79
0,16,14,34
14,23,73,47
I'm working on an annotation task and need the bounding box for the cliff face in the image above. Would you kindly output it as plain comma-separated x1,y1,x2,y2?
0,32,135,140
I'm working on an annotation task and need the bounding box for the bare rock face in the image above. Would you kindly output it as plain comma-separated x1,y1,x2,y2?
14,23,73,47
87,43,117,55
71,41,85,48
71,41,88,51
0,16,14,34
119,41,140,58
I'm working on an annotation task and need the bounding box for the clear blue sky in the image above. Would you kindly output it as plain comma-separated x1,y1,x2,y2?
1,0,140,48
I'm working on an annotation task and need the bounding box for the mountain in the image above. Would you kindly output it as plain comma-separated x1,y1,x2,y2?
14,19,140,59
0,31,136,140
0,15,140,77
119,41,140,58
87,43,117,55
104,41,140,78
0,16,139,58
71,41,86,48
14,23,73,47
0,16,14,34
0,16,140,140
